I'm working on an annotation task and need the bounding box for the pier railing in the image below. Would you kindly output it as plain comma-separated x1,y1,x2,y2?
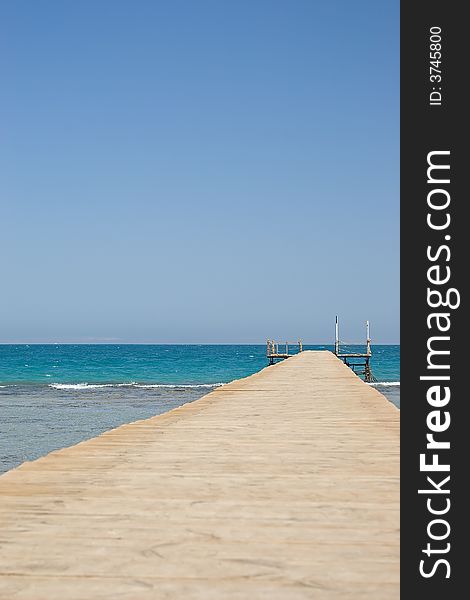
334,317,376,382
266,339,303,364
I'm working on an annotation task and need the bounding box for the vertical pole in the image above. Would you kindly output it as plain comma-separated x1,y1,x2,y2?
366,320,371,355
286,341,288,355
365,358,371,382
335,316,339,355
299,339,303,352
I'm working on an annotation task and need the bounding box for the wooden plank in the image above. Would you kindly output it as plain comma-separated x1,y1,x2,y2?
0,351,399,599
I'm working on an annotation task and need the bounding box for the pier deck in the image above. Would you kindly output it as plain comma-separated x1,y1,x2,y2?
0,351,399,599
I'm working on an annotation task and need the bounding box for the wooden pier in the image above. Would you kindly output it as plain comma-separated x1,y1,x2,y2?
0,351,399,599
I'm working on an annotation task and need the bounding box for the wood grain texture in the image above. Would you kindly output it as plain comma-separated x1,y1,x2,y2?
0,351,399,599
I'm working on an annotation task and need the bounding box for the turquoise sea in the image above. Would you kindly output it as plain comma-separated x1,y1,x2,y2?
0,344,399,474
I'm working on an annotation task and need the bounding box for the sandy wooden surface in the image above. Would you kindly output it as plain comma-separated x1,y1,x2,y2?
0,350,399,599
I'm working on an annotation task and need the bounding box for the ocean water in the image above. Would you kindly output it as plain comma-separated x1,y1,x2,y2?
0,344,399,474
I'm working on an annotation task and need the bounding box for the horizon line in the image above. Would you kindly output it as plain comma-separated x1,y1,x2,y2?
0,341,400,346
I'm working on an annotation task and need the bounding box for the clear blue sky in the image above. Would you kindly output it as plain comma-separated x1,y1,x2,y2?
0,0,399,344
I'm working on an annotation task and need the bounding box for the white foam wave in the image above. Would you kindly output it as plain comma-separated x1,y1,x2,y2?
49,383,115,390
368,381,400,387
48,382,224,391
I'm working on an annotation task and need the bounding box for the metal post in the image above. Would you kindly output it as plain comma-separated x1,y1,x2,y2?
366,320,371,356
335,316,339,355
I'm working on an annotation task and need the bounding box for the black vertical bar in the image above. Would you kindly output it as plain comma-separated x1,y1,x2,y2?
401,1,467,597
